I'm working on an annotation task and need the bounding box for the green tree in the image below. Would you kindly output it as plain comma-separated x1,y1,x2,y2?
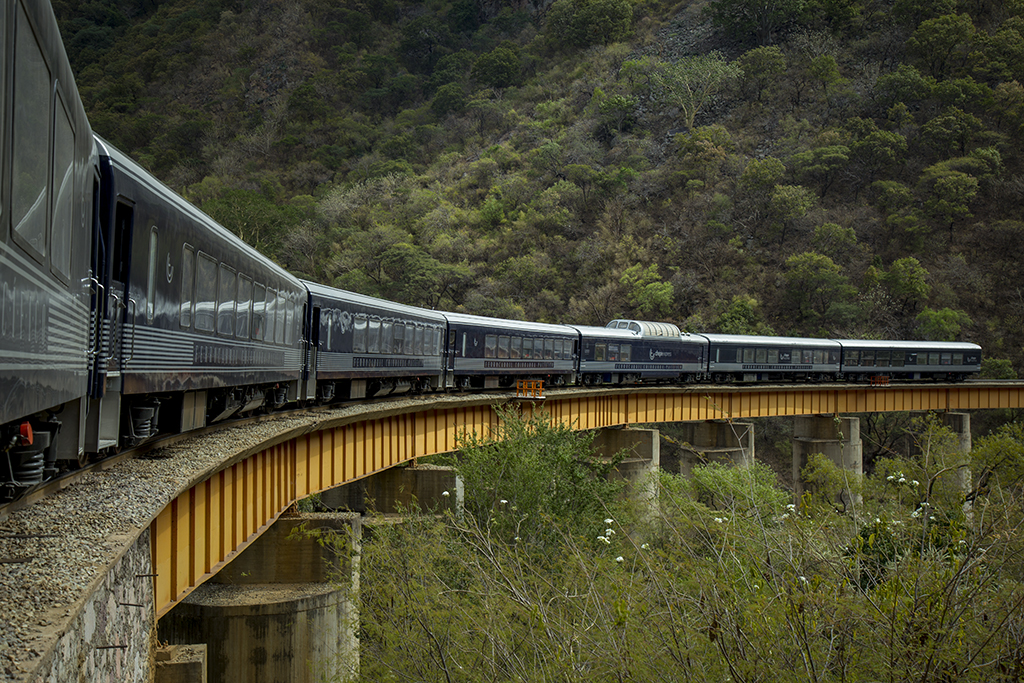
791,144,850,197
784,251,857,329
882,256,930,316
544,0,633,49
704,0,807,45
652,54,742,129
768,183,816,242
472,46,521,89
918,165,979,243
906,13,977,79
620,264,675,318
714,294,775,334
915,306,972,340
737,45,787,101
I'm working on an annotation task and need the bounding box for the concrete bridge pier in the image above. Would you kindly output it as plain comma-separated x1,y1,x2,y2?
939,412,973,503
318,464,461,514
591,427,660,515
793,415,863,505
157,513,360,683
661,421,755,477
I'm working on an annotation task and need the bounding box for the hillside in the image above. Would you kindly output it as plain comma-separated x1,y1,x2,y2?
54,0,1024,372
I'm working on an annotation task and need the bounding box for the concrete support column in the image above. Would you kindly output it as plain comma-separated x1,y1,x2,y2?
940,412,972,501
319,464,461,514
157,513,360,683
662,421,755,477
793,416,862,503
591,427,660,514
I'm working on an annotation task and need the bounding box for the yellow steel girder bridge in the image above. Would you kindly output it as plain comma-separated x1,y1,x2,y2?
150,382,1024,617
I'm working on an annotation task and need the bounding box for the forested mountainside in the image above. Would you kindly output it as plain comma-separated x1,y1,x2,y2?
55,0,1024,373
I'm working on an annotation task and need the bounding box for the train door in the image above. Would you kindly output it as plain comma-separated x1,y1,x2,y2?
303,304,319,401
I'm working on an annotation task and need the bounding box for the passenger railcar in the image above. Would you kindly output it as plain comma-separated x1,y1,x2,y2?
93,137,306,447
442,313,577,388
701,334,842,382
1,0,97,496
836,339,981,381
572,320,708,385
304,282,447,401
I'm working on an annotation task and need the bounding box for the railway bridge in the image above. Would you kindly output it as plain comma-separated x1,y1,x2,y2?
3,381,1023,682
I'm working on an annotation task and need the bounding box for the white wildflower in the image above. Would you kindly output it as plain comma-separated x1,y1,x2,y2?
442,490,450,497
604,518,614,525
500,499,508,505
605,528,615,536
616,556,624,563
641,543,650,550
597,536,610,544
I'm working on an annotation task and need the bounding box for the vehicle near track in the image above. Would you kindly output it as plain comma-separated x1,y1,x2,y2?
835,339,982,382
700,334,843,383
572,320,708,385
441,312,578,389
304,282,447,401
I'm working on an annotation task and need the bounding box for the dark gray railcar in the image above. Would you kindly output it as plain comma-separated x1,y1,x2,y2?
304,282,447,400
0,0,97,496
571,320,708,385
700,333,842,382
93,137,306,446
442,312,577,388
836,339,981,381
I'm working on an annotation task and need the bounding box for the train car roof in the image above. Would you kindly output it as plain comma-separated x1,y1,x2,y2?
606,319,682,337
833,339,982,351
94,135,302,287
442,311,577,336
699,333,843,348
303,281,447,323
569,325,641,339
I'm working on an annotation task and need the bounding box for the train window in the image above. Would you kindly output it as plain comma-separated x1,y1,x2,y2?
811,350,822,364
941,353,951,365
876,350,890,367
544,339,554,360
756,348,767,363
180,246,195,328
484,335,497,358
409,326,419,355
891,351,904,367
862,351,875,366
264,288,277,343
146,228,160,322
236,276,252,338
275,292,286,345
929,353,940,365
251,284,266,340
379,321,391,353
621,345,630,362
353,316,367,353
195,252,217,332
367,319,380,353
607,344,617,362
12,3,51,261
767,348,778,364
497,336,510,359
510,337,522,359
0,6,4,209
830,350,840,364
51,94,75,280
217,264,235,336
743,348,755,363
914,353,925,365
433,328,441,356
953,353,963,365
394,324,405,354
522,338,533,359
594,344,605,361
847,350,859,365
799,350,811,364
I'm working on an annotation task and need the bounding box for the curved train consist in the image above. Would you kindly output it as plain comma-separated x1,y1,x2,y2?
0,0,982,499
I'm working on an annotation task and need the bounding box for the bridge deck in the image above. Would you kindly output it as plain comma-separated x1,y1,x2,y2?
151,382,1024,616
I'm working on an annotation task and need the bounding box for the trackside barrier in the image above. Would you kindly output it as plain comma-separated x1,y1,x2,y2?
516,379,545,399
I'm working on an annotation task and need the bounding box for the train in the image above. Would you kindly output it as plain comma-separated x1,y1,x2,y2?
0,0,982,501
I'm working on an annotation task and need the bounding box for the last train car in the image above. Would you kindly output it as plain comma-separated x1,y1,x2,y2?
0,0,97,498
572,320,708,385
700,334,842,382
442,312,578,388
304,282,447,401
90,137,306,448
836,339,981,382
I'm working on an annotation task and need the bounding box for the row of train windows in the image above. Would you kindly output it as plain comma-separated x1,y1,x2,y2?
593,344,631,362
179,246,298,346
482,335,571,360
351,316,442,356
9,1,76,281
845,350,963,367
739,348,840,365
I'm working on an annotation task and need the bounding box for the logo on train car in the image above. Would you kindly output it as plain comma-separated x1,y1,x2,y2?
354,357,426,368
650,349,673,360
